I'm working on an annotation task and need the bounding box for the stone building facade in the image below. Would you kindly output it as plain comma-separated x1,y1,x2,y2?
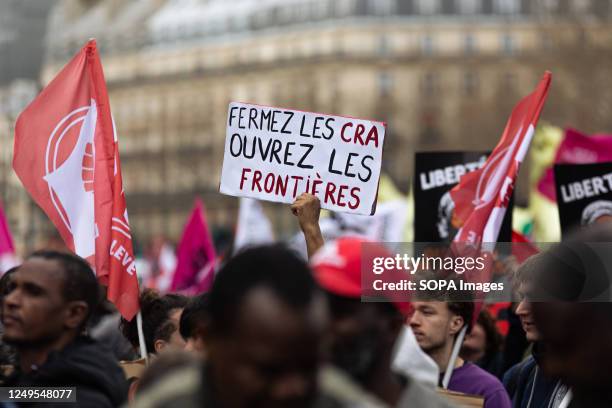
3,0,612,250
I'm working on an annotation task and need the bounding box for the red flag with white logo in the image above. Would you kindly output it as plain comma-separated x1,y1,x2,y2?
451,72,552,244
13,40,140,320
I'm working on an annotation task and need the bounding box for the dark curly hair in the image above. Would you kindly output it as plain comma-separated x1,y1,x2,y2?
0,266,18,300
179,292,209,341
120,289,189,354
477,309,503,357
27,250,101,330
208,244,316,335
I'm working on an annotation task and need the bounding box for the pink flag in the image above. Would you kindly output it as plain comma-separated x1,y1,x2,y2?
537,128,612,201
13,40,140,320
451,72,552,244
171,199,216,293
0,202,18,273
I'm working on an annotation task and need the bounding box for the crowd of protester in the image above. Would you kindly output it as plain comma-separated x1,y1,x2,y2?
1,193,612,407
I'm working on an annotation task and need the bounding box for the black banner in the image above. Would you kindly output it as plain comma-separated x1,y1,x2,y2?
414,151,513,242
554,162,612,236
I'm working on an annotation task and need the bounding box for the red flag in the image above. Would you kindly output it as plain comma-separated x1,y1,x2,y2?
448,72,551,329
511,230,539,264
171,199,217,294
13,40,139,320
451,72,552,244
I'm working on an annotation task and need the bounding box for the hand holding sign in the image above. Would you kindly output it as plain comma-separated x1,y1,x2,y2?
292,193,324,258
220,102,386,215
291,193,321,229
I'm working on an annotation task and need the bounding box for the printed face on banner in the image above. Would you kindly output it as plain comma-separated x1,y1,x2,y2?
219,102,386,215
413,152,513,242
555,162,612,236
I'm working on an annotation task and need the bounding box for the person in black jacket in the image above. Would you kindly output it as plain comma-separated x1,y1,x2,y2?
529,225,612,408
1,250,128,407
503,253,570,408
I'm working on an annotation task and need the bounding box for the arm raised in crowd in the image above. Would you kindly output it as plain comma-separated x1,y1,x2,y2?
291,193,324,258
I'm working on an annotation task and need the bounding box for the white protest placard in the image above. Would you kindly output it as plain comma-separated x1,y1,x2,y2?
219,102,386,215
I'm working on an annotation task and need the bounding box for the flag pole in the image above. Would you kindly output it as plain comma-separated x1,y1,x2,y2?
442,325,467,389
136,311,148,363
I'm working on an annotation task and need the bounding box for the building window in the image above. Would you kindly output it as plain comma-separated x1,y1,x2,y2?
542,0,558,12
501,33,516,55
313,0,331,19
463,71,479,96
416,0,441,15
494,0,520,14
378,72,393,97
397,1,414,14
464,34,477,54
419,111,441,145
540,33,553,51
369,0,395,15
278,6,293,23
335,0,356,17
378,35,391,56
503,72,517,91
421,35,435,55
457,0,481,14
296,3,310,21
421,72,439,97
573,0,591,13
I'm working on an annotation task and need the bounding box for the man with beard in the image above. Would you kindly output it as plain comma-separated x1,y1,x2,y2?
310,237,455,407
1,250,128,407
529,224,612,408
